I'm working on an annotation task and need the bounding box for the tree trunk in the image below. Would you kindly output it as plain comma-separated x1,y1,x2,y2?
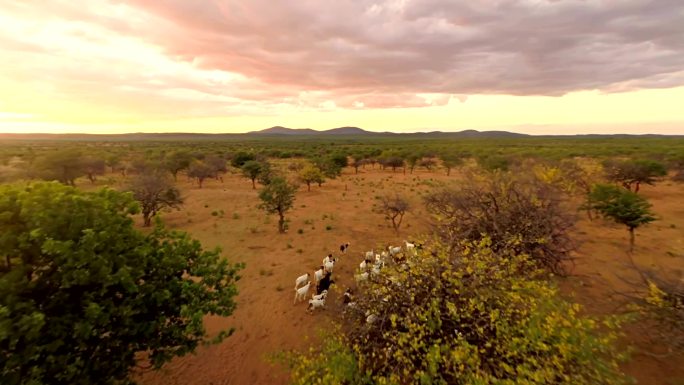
446,168,451,176
251,178,256,189
307,182,311,191
629,227,635,252
143,213,152,227
278,212,286,233
172,172,178,181
635,182,641,193
198,178,203,189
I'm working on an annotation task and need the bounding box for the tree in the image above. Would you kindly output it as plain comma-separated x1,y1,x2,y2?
241,160,264,189
205,155,227,181
187,161,215,188
0,182,241,385
129,172,183,226
284,240,629,385
383,156,405,173
163,151,193,181
419,157,437,171
424,172,576,275
586,184,656,251
604,159,667,192
375,194,409,232
298,164,325,191
312,156,344,179
258,177,297,233
81,156,106,184
441,154,463,176
31,150,85,186
230,151,256,168
405,153,420,174
477,155,510,172
105,153,123,174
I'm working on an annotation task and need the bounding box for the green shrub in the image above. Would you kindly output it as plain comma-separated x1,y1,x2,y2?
284,239,630,385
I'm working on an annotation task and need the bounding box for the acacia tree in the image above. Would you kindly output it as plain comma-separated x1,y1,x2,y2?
298,164,325,191
31,150,85,186
586,184,656,251
187,161,215,188
441,154,463,176
163,151,193,181
375,194,409,232
0,182,241,385
405,153,420,174
284,240,629,385
205,155,227,182
129,172,183,226
424,172,576,275
419,157,437,171
82,156,106,184
603,159,667,192
258,177,297,233
241,160,263,189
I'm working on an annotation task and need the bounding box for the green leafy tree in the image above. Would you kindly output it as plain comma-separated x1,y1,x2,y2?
205,155,227,181
129,171,183,226
441,154,463,176
0,182,241,385
603,159,667,192
284,239,629,385
241,160,263,189
31,150,85,186
258,177,297,233
298,164,325,191
230,151,256,168
163,151,193,181
105,153,123,174
406,153,421,174
477,155,510,172
586,183,656,251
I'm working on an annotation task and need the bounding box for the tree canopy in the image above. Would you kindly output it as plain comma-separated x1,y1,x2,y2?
0,182,241,385
258,177,297,233
284,239,629,385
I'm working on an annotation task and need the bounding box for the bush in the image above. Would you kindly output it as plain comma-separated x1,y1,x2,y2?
283,239,629,385
425,172,576,274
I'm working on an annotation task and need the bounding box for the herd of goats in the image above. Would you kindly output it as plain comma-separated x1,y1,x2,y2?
292,241,419,315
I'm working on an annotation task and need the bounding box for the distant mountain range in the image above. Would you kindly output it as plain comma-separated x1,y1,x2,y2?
0,126,680,141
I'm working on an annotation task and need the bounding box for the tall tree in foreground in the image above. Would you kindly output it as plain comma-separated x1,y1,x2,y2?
129,171,183,226
0,182,241,385
283,239,629,385
258,177,297,233
586,183,656,251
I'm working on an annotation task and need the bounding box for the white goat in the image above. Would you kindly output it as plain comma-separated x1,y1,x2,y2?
388,245,402,256
404,240,416,253
313,266,325,284
308,297,326,312
295,273,310,290
365,250,374,260
294,281,311,304
322,254,333,265
312,290,328,301
324,259,335,274
359,260,368,271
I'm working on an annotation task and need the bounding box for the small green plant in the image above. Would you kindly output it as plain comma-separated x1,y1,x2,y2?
259,268,274,277
325,225,332,231
204,204,209,208
276,285,284,292
296,249,303,254
232,212,240,220
286,243,293,249
297,228,304,234
211,211,218,216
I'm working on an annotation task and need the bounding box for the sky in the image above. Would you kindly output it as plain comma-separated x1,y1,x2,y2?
1,0,683,135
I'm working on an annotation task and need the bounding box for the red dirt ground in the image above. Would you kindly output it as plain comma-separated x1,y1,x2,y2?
120,165,684,385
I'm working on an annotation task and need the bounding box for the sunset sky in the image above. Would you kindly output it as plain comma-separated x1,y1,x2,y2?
1,0,683,135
